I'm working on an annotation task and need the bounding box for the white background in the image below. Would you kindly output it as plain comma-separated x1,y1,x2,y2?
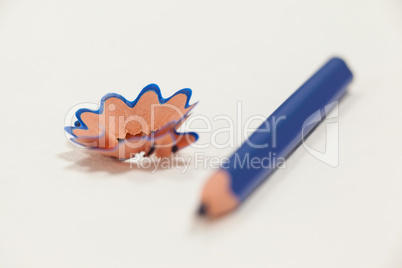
1,0,402,267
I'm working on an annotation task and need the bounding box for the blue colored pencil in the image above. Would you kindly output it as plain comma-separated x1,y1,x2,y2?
198,57,353,218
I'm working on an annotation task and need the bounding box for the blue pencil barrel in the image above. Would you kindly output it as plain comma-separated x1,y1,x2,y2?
223,57,353,201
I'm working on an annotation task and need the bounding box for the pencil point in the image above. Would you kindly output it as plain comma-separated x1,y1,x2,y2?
197,204,207,216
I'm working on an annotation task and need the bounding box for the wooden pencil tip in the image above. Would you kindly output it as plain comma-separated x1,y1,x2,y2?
197,204,207,216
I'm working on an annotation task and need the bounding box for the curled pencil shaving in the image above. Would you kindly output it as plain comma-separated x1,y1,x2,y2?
65,84,198,160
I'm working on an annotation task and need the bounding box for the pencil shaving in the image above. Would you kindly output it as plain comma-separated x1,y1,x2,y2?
65,84,198,160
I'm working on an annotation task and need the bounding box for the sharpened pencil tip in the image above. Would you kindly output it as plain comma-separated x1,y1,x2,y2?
197,204,207,216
